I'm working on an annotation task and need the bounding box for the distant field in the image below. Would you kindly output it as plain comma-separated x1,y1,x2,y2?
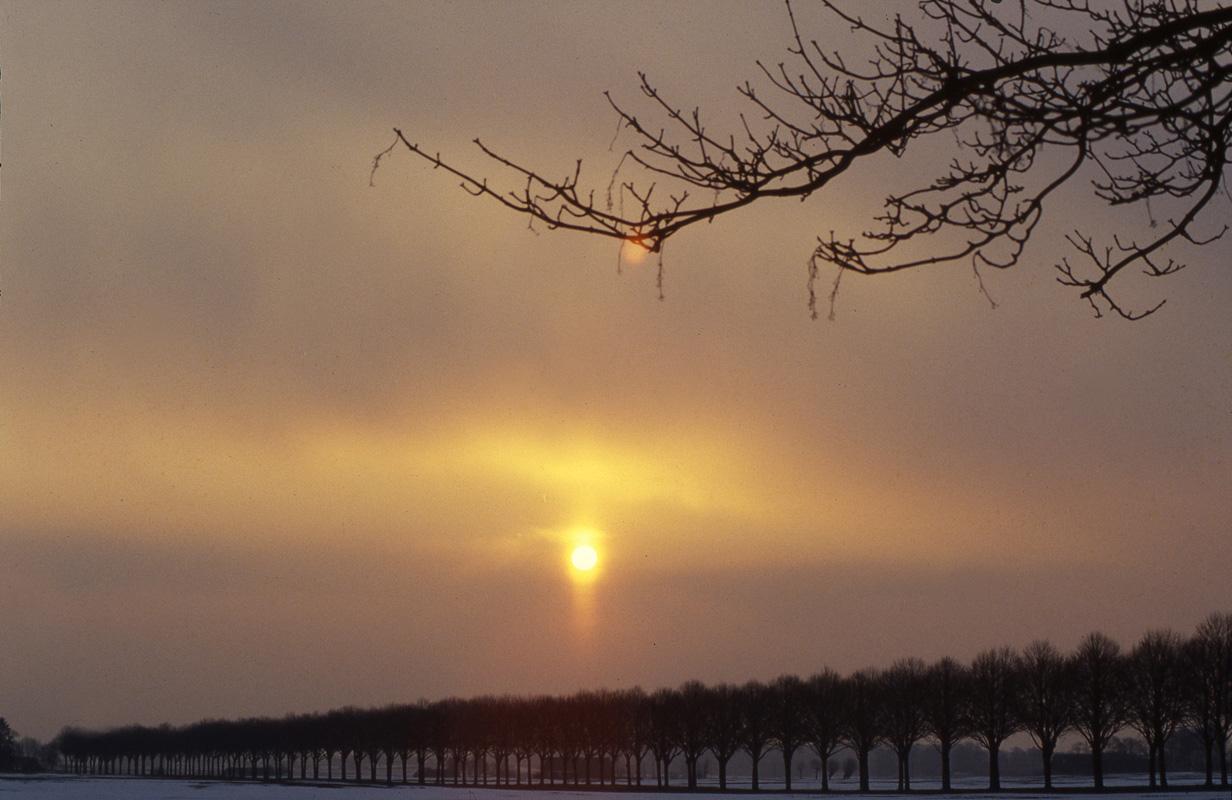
2,775,1230,800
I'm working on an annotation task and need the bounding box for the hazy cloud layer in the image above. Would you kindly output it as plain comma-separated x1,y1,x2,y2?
1,1,1228,739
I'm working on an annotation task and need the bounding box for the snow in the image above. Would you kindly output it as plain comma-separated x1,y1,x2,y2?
2,775,1230,800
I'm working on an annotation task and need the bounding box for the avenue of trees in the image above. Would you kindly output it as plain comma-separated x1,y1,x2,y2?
51,612,1232,792
379,0,1232,320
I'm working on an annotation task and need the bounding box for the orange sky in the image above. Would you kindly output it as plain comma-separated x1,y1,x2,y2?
1,1,1229,740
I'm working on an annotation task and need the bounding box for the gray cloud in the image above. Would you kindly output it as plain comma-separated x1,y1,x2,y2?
0,0,1227,741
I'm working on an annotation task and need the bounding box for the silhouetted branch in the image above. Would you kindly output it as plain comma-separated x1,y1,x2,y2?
383,1,1231,318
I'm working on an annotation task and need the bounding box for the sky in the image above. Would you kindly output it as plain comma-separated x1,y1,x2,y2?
1,2,1229,741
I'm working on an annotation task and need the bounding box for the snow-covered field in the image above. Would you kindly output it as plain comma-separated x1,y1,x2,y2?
2,776,1229,800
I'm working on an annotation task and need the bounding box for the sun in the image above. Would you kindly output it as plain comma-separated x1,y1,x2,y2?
570,544,598,572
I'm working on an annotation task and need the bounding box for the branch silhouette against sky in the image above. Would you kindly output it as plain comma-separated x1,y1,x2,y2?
383,1,1232,319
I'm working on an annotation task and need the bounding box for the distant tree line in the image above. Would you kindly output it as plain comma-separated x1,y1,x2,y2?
0,717,56,774
52,613,1231,792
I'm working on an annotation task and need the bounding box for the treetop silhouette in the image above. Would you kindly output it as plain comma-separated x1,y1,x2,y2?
51,611,1232,791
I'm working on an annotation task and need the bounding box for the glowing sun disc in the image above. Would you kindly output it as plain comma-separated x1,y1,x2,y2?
571,545,598,571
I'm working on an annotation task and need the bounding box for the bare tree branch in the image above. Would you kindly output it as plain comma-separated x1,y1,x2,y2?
381,0,1232,318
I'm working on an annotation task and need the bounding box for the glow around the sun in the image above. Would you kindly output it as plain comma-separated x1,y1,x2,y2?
621,237,649,265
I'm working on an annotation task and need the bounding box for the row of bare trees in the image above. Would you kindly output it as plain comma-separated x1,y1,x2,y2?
55,613,1231,792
